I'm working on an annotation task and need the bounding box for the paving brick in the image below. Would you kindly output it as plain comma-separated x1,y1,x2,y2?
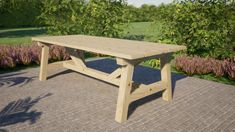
0,58,235,132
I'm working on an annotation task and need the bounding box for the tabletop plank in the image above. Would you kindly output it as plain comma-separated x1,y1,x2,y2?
32,35,186,60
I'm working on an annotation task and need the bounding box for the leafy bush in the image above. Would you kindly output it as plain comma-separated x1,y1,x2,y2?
83,0,128,37
161,0,235,59
174,55,235,80
0,0,41,28
0,45,70,69
125,4,159,22
38,0,128,37
38,0,85,35
122,34,145,41
144,59,160,69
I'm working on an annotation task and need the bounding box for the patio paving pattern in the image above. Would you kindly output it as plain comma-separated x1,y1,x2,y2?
0,58,235,132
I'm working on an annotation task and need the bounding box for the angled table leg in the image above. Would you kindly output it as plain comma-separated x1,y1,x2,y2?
160,54,172,101
115,58,134,123
38,43,49,81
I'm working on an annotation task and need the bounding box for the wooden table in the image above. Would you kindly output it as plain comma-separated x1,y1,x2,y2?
32,35,186,123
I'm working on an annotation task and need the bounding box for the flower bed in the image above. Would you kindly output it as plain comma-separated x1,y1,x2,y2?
1,45,235,81
174,55,235,80
0,44,70,68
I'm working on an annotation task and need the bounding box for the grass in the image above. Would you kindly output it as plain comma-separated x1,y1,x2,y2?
0,27,47,45
0,23,234,86
0,22,163,45
193,74,235,86
123,21,163,42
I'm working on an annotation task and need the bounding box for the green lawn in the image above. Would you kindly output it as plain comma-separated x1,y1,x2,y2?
0,27,47,45
124,21,163,42
0,22,163,45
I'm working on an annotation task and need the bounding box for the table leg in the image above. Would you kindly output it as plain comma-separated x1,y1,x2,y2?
115,60,134,123
39,43,49,81
160,54,172,101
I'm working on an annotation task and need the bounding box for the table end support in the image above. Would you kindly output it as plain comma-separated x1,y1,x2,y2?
160,54,172,101
38,42,49,81
115,59,134,123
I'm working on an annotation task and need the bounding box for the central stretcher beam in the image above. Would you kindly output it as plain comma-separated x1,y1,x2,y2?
63,61,121,86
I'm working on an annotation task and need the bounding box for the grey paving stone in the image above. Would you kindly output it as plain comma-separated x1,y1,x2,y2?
0,58,234,132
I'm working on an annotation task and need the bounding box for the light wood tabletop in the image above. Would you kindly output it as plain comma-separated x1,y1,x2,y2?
32,35,186,59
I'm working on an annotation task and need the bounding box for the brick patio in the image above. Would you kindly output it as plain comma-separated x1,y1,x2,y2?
0,58,235,132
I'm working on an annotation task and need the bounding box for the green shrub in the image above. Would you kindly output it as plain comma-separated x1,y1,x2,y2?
124,4,163,22
38,0,85,35
161,0,235,59
38,0,128,37
0,0,41,28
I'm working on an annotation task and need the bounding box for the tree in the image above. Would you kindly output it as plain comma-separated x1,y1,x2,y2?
38,0,85,35
161,0,235,59
124,4,161,22
0,0,41,27
83,0,128,37
39,0,128,37
124,5,139,22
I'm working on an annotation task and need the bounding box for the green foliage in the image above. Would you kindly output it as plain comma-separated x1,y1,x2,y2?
0,0,41,28
123,22,164,42
161,0,235,59
39,0,128,37
84,0,127,37
38,0,85,35
125,4,162,22
143,59,160,69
